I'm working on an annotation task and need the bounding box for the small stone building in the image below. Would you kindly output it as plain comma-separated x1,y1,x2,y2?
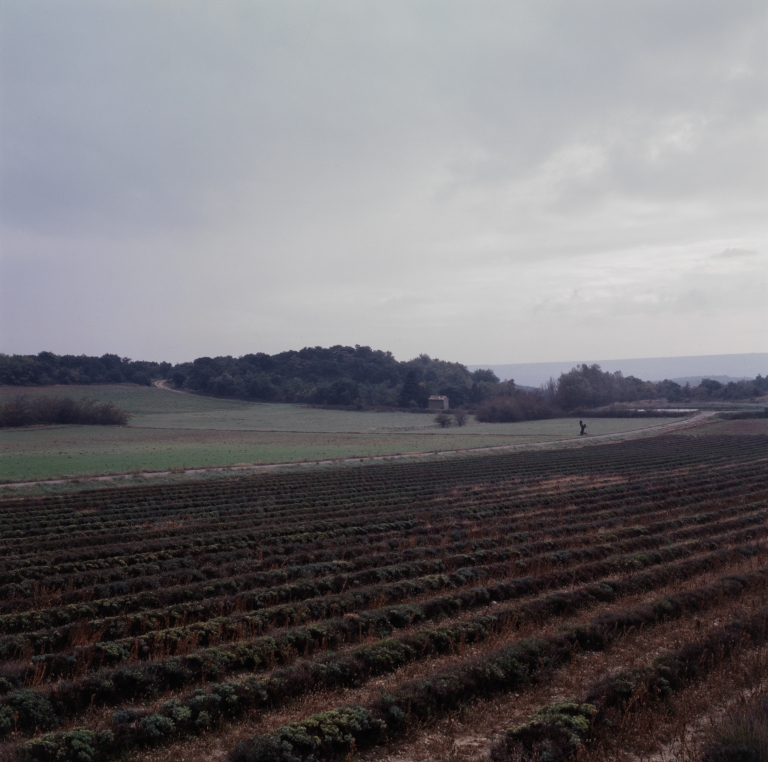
428,395,450,411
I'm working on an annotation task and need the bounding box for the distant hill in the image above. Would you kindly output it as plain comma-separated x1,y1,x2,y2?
670,375,750,387
0,348,498,409
469,353,768,387
168,347,491,407
3,349,766,412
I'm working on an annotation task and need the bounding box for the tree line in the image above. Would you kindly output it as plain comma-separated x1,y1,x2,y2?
0,347,497,408
476,363,768,422
0,352,169,387
1,350,766,419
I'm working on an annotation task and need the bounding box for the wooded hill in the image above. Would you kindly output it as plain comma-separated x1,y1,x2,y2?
1,349,766,416
168,347,498,407
0,348,497,408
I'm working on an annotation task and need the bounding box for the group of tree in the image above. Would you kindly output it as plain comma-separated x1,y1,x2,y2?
0,352,170,387
170,347,505,408
434,410,468,428
1,350,766,421
0,347,499,408
0,395,130,428
475,364,768,422
551,363,768,406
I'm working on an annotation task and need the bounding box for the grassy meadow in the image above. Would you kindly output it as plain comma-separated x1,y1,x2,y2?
0,384,689,482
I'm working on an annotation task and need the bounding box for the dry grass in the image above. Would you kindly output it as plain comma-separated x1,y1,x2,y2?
584,643,768,761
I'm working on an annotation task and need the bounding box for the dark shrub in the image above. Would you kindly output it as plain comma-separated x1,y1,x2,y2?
140,713,176,744
18,728,114,762
491,701,597,761
0,704,13,735
0,677,15,694
230,706,385,762
475,392,555,423
0,396,130,427
4,689,58,733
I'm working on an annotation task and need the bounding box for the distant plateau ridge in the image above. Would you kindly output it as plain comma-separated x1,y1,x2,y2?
468,353,768,388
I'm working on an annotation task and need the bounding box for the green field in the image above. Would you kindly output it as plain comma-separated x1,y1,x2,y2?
0,383,246,416
0,384,689,482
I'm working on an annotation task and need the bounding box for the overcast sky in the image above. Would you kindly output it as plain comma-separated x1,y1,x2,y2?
1,1,766,365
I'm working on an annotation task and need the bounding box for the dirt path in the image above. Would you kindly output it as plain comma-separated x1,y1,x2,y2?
151,379,187,394
1,411,718,490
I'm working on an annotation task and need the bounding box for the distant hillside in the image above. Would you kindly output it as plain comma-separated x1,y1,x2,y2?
670,375,750,387
469,353,768,387
168,347,497,407
3,349,766,414
0,348,500,409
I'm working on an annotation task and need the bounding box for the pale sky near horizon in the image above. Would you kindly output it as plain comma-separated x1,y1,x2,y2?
1,1,766,365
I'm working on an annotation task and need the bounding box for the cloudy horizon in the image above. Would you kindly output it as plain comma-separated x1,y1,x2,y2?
1,1,766,365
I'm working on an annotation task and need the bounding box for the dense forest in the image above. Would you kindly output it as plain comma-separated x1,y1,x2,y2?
168,347,500,407
1,349,766,418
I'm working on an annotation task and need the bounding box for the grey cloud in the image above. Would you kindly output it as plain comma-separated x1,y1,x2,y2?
1,0,766,363
714,248,760,258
